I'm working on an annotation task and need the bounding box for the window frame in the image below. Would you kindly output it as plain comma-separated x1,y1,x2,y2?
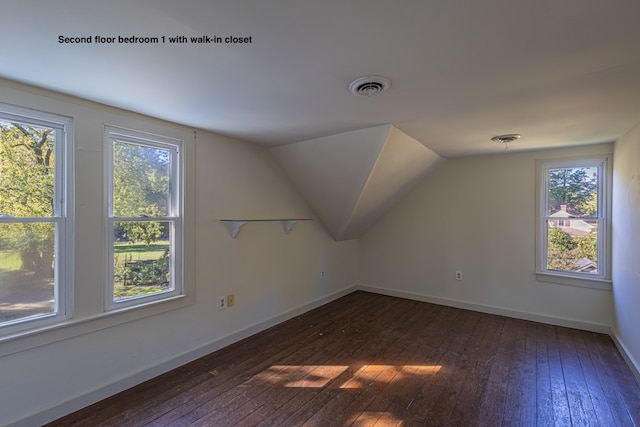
0,103,74,335
105,125,183,311
535,155,612,289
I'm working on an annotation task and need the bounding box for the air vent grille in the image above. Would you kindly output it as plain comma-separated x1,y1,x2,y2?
349,76,391,97
491,134,521,144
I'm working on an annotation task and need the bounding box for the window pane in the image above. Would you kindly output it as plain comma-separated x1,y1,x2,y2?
0,222,56,324
113,141,170,217
547,167,598,217
546,219,598,274
112,221,172,301
0,120,56,217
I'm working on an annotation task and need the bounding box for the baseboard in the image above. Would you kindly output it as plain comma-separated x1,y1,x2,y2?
10,284,358,427
356,284,611,334
610,330,640,385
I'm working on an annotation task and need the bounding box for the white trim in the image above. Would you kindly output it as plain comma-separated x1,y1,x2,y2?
357,284,612,334
0,104,74,336
104,126,183,311
0,294,192,356
535,155,612,285
535,271,612,290
610,331,640,385
0,102,74,132
8,284,357,427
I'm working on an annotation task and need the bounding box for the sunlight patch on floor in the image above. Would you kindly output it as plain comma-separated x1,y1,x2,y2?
249,365,349,388
340,364,442,389
248,364,442,390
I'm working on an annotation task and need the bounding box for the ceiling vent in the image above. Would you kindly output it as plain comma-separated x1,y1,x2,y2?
349,75,391,96
491,133,520,148
491,134,520,144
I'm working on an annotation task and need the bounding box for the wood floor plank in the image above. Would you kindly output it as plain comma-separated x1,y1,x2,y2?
546,323,573,425
557,326,599,425
444,314,506,426
45,291,640,427
502,319,538,426
473,314,521,426
591,333,640,423
402,309,487,425
519,321,539,424
283,299,439,426
569,328,618,426
535,323,555,426
350,306,466,425
294,312,438,425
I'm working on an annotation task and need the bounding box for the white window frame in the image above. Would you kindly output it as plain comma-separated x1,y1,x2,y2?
105,126,183,310
0,103,73,335
536,156,611,289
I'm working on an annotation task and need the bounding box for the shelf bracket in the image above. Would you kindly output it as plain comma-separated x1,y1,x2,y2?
222,220,247,239
282,220,299,235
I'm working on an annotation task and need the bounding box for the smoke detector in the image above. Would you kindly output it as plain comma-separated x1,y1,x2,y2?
491,133,521,148
349,75,392,96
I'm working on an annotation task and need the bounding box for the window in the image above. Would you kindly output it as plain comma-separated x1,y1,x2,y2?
537,157,610,287
0,104,72,333
106,126,182,309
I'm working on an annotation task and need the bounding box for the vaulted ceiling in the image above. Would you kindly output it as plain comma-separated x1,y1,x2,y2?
271,125,442,240
2,0,640,239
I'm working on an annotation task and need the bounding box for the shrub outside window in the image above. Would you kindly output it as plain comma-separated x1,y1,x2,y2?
537,157,610,287
106,126,182,309
0,104,72,333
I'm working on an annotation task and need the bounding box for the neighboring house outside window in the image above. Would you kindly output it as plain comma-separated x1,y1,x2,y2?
536,156,611,288
0,103,73,335
549,205,594,234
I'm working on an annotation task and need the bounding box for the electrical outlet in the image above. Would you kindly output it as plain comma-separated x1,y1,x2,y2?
227,294,235,307
320,271,326,279
455,270,463,281
218,296,227,310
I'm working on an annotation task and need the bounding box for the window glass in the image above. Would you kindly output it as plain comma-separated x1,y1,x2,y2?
538,158,608,284
112,220,172,301
113,141,170,217
0,111,70,330
545,166,599,275
106,128,181,309
546,166,598,217
546,219,598,274
0,223,56,323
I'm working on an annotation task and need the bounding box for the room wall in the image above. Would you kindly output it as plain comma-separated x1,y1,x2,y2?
0,79,358,426
358,144,614,331
612,119,640,379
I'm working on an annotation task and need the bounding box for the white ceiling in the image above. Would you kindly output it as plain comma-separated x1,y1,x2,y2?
3,0,640,158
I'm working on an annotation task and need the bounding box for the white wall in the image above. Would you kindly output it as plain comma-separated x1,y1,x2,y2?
358,144,614,331
612,120,640,379
0,79,358,426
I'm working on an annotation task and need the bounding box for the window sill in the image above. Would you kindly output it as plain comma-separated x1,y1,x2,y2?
0,293,193,357
536,271,612,291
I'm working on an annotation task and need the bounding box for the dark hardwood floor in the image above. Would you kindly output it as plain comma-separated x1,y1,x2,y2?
48,291,640,426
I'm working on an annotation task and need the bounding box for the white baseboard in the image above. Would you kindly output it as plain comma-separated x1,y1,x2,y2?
356,284,612,334
610,331,640,385
10,285,358,427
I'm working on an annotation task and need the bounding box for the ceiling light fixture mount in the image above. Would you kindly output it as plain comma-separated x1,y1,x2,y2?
491,133,521,149
349,75,392,97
